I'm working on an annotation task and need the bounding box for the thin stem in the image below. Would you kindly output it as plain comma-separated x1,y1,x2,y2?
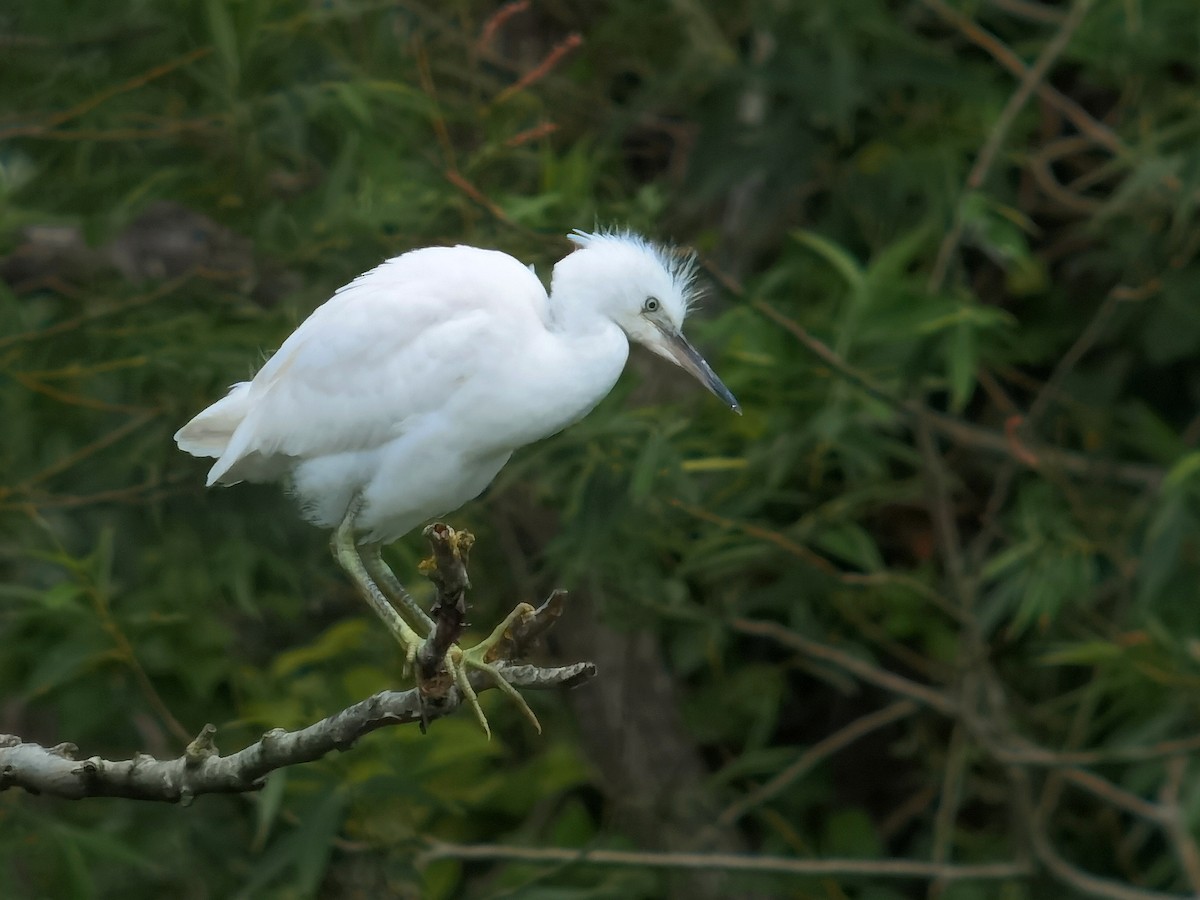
419,840,1030,882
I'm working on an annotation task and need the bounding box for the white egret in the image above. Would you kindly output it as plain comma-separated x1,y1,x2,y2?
176,229,739,735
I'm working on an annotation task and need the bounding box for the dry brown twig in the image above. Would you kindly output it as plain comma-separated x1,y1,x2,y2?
0,526,595,802
928,0,1096,291
918,0,1123,156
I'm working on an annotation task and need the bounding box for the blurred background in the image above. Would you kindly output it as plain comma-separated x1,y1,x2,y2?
3,0,1200,897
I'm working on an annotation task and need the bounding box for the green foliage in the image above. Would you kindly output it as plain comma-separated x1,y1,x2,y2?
4,0,1200,897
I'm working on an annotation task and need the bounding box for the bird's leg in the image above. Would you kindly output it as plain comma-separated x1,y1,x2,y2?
331,499,424,673
333,506,519,737
361,543,435,636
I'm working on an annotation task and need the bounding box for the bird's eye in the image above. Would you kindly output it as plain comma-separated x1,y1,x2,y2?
643,297,660,313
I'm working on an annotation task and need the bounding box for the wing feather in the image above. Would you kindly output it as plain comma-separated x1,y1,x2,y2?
200,246,547,485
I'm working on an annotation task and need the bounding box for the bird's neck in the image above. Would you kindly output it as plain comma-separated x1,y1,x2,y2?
547,289,609,337
519,304,628,438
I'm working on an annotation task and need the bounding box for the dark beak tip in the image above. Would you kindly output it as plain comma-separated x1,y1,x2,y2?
664,328,741,416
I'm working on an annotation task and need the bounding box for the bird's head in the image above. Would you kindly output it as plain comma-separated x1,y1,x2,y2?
552,229,740,413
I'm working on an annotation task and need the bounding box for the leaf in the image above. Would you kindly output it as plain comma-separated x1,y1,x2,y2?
1039,641,1124,666
864,222,931,286
50,821,164,876
271,619,370,678
238,789,346,899
333,82,372,127
821,808,881,857
628,428,664,500
205,0,240,86
793,229,864,291
947,316,977,412
1138,495,1189,605
24,640,108,698
814,522,884,571
1164,451,1200,490
251,769,289,853
39,581,85,611
680,456,747,472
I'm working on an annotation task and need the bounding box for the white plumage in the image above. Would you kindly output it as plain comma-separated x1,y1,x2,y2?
177,230,738,544
176,229,738,735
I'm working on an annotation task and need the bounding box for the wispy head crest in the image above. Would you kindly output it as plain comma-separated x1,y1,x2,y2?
568,228,702,313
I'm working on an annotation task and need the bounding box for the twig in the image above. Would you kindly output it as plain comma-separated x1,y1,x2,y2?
1007,768,1186,900
966,279,1155,571
915,418,971,609
418,839,1029,881
669,497,840,576
990,733,1200,767
1027,284,1138,424
929,0,1095,290
970,0,1094,191
476,0,529,53
411,36,457,173
929,724,970,897
919,0,1123,157
732,618,958,715
493,34,583,104
751,299,1163,490
1058,767,1168,826
673,494,967,624
0,47,212,140
718,700,918,827
443,169,517,226
15,411,157,490
1159,757,1200,894
417,523,474,680
987,0,1068,24
0,274,191,352
1028,146,1106,215
504,121,559,148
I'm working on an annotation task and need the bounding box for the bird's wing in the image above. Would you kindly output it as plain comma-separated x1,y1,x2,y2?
206,246,548,484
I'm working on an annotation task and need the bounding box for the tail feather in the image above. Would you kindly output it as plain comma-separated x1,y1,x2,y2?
174,383,252,473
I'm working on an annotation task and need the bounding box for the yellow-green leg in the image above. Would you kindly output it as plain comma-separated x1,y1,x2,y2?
332,499,423,673
333,499,542,737
362,543,435,636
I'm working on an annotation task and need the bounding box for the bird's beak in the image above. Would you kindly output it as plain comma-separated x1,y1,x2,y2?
657,326,741,414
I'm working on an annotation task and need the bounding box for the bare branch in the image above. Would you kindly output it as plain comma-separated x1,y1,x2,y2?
1007,767,1188,900
0,657,594,803
418,839,1031,882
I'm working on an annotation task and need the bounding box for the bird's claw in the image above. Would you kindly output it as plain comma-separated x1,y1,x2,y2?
411,602,541,738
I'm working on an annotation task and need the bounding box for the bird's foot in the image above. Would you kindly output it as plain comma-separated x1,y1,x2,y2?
430,602,541,739
412,607,544,739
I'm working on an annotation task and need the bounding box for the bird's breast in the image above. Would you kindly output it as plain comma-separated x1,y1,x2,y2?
466,323,629,452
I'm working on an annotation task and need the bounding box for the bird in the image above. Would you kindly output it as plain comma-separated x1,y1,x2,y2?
175,229,740,735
